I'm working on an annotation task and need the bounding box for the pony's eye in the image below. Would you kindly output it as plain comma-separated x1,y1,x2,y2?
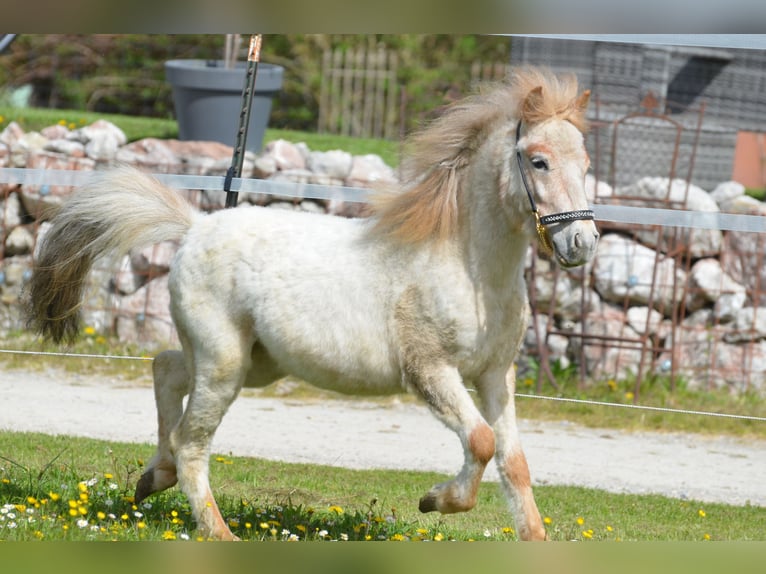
531,157,549,171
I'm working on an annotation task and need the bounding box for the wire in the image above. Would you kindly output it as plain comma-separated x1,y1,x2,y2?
515,392,766,422
0,348,152,361
1,346,762,423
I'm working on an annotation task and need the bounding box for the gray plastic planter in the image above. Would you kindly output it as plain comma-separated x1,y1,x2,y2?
165,59,284,153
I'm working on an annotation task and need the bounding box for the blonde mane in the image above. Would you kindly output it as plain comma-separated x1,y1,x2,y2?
369,67,589,244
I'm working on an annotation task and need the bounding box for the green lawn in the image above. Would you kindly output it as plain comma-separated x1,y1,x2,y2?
1,431,763,542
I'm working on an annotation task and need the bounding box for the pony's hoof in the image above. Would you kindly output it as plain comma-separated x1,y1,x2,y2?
134,471,155,505
418,493,438,513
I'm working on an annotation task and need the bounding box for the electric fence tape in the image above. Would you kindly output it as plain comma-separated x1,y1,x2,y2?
1,167,765,233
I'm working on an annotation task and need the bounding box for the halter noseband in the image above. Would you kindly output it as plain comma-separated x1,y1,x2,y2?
515,121,594,255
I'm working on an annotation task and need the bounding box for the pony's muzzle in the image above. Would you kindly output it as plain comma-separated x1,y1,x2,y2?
549,219,599,268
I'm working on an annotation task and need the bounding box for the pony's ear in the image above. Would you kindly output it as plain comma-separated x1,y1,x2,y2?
574,89,591,112
521,85,544,123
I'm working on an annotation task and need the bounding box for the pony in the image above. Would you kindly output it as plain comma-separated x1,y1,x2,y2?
27,67,598,541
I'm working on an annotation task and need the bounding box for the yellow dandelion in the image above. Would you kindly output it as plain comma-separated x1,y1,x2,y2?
27,496,38,505
83,326,96,336
162,530,177,540
259,522,269,530
69,508,78,517
543,516,552,525
97,511,106,521
698,509,706,518
624,391,634,401
502,526,515,535
607,379,617,391
78,482,88,493
606,525,614,532
1,478,10,484
703,533,711,541
104,473,113,480
582,529,594,539
433,532,444,541
390,533,405,541
49,492,60,501
68,123,76,130
576,516,585,526
58,119,67,126
328,505,344,514
137,521,146,529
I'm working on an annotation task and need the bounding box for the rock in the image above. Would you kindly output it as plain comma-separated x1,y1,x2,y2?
115,138,180,172
4,226,34,256
570,306,651,380
44,138,87,157
68,119,127,162
661,322,766,394
687,258,747,322
0,121,25,147
346,154,397,187
20,151,96,219
264,139,306,171
710,181,745,209
592,233,686,313
721,231,766,305
115,274,178,346
1,192,24,229
626,306,668,337
585,173,613,202
307,149,353,179
162,139,234,175
40,124,71,140
724,307,766,343
613,177,722,258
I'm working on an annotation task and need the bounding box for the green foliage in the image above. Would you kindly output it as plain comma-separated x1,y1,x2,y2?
0,34,512,135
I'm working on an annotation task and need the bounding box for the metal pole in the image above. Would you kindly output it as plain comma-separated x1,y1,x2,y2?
224,34,262,209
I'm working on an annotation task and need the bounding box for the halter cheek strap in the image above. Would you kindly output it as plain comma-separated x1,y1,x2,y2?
515,121,594,255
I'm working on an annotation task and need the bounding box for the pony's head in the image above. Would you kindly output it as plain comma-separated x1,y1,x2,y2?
369,67,598,268
512,69,599,267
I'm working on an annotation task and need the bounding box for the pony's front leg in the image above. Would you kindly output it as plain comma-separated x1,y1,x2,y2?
407,363,495,515
476,366,546,541
135,350,188,504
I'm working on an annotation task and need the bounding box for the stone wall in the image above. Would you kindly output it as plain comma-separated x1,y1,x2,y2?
2,119,765,394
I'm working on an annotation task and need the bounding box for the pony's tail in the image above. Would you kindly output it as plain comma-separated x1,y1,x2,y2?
26,166,197,344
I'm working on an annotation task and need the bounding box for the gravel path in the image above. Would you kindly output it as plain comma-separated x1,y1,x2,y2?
1,368,764,507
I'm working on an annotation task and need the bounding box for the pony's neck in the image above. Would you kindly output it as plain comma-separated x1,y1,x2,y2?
456,130,532,286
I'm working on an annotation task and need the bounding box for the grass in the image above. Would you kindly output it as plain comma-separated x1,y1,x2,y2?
1,431,763,542
0,105,401,167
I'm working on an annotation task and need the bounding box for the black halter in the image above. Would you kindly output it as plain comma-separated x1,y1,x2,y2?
515,121,594,254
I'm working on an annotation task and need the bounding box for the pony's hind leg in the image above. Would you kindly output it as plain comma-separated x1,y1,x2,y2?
135,350,189,504
475,366,546,541
169,330,250,541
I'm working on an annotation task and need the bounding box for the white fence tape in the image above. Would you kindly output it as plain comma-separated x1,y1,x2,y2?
1,167,764,233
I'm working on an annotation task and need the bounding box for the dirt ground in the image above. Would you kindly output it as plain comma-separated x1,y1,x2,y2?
1,367,764,507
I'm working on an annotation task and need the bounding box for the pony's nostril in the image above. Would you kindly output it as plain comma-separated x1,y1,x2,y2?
574,232,583,249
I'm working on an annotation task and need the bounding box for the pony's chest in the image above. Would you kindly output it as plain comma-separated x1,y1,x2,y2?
441,282,528,377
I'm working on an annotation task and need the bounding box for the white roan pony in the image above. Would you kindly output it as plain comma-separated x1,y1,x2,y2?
27,68,598,541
